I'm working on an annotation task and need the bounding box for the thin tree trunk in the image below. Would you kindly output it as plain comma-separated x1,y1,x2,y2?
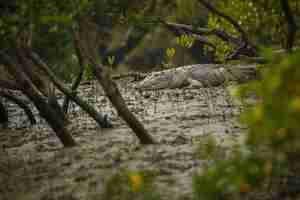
0,90,36,125
280,0,297,51
0,51,76,147
16,47,68,124
48,89,69,124
26,50,112,128
78,43,154,144
15,47,50,96
25,91,76,147
62,32,85,114
92,62,155,144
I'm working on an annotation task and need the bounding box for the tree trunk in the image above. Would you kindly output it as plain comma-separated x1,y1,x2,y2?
24,89,76,147
27,50,112,128
75,19,154,144
92,63,155,144
0,90,36,125
48,90,69,124
0,52,76,147
16,47,68,124
62,32,85,114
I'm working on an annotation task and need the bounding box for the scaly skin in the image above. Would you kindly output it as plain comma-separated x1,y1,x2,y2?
136,64,257,90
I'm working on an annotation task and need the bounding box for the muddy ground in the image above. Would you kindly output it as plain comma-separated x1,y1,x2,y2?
0,77,249,200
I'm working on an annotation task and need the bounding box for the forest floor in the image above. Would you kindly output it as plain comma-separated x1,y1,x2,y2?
0,77,249,200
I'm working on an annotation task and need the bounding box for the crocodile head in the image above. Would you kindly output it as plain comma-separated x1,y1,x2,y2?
136,69,189,90
136,71,174,90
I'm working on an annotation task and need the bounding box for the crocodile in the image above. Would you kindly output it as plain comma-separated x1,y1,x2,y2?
135,64,258,90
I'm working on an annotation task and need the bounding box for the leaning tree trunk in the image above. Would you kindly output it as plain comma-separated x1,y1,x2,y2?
26,50,112,128
76,32,154,144
48,89,69,124
92,62,155,144
0,51,76,147
15,47,68,124
73,25,154,144
0,90,36,125
23,89,76,147
62,32,85,114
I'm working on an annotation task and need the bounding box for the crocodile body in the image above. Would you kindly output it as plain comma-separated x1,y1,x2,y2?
136,64,257,90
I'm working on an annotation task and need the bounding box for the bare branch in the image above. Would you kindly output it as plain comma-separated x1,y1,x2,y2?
197,0,248,42
160,21,258,61
197,0,258,59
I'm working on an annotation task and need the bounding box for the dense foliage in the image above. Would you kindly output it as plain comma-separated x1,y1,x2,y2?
193,48,300,200
207,0,300,60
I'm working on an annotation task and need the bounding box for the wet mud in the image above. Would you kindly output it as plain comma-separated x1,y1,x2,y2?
0,78,249,200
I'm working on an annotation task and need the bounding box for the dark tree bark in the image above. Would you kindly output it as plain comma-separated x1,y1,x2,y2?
160,20,256,61
92,62,154,144
15,46,50,96
0,100,8,128
48,89,69,124
15,47,68,124
0,90,36,125
75,30,155,144
0,76,20,90
280,0,297,51
0,51,76,147
26,50,112,128
24,89,76,147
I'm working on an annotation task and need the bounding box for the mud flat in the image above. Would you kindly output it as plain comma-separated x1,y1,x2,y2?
0,77,250,200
